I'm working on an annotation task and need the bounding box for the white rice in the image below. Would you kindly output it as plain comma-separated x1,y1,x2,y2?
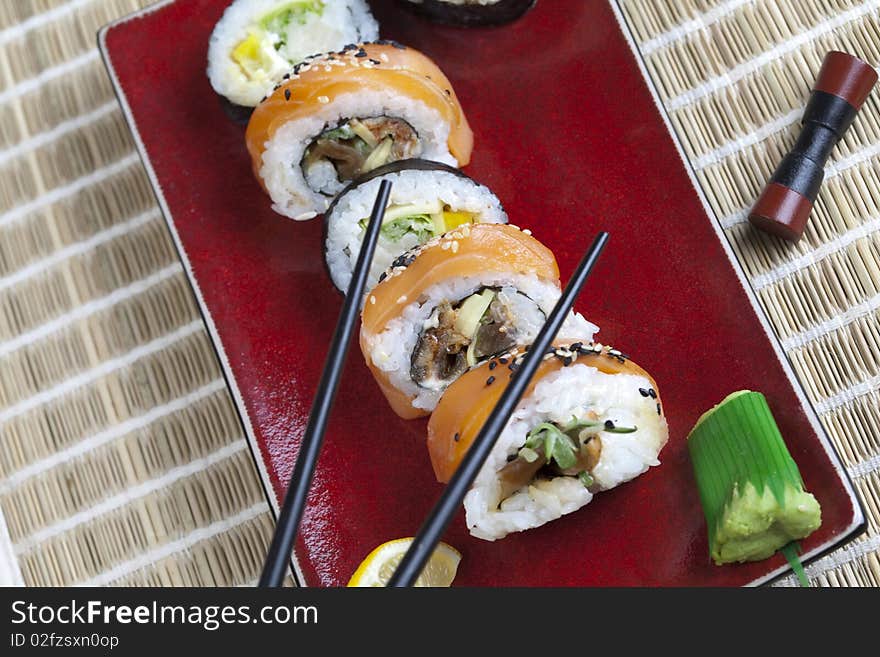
259,91,458,220
207,0,378,107
325,167,508,292
464,359,669,541
362,274,598,413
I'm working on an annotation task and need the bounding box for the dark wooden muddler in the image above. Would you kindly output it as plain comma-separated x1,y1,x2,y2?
749,51,877,242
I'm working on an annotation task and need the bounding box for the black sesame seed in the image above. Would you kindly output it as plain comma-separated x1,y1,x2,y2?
355,49,367,58
648,388,657,399
284,89,291,101
638,388,650,397
499,357,508,364
453,432,460,442
489,361,497,370
506,453,517,462
604,420,615,430
283,73,290,80
486,376,496,386
656,403,662,415
562,356,573,366
445,89,451,95
369,58,381,65
570,342,582,351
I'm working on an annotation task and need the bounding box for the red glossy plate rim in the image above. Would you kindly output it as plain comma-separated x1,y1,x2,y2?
96,0,866,587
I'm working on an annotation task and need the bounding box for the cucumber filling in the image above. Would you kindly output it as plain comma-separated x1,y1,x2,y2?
357,201,476,244
302,117,421,196
410,287,545,391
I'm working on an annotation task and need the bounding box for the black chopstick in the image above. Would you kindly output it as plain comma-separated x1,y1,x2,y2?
387,231,610,587
259,179,392,587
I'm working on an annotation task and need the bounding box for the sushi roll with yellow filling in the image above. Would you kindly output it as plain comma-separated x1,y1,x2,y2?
324,159,508,294
207,0,378,116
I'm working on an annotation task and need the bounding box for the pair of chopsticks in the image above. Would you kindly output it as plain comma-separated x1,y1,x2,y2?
258,177,609,586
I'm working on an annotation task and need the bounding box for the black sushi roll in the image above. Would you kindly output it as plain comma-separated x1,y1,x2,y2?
323,159,508,294
399,0,537,27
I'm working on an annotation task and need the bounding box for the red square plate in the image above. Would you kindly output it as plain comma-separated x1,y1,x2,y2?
99,0,865,586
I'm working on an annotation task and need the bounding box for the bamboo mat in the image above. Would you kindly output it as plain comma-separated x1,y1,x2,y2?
0,0,878,587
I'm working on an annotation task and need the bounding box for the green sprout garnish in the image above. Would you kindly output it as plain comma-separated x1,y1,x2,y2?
518,415,637,470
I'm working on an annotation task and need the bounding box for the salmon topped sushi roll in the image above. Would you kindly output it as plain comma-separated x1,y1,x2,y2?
359,224,596,419
428,339,669,541
245,42,474,220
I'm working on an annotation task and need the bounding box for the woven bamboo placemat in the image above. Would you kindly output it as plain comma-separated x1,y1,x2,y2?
0,0,877,587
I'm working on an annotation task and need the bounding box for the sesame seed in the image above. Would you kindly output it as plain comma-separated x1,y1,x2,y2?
499,358,508,364
656,403,662,415
648,389,657,399
284,89,291,101
486,376,496,386
380,53,389,62
397,295,407,303
522,229,532,236
489,361,497,370
317,95,329,104
453,433,460,442
563,356,573,366
638,388,650,397
604,420,615,430
370,295,376,305
450,242,459,253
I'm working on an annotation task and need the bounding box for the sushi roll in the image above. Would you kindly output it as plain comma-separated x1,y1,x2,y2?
324,159,508,294
359,224,597,419
245,42,473,220
401,0,537,26
428,340,668,540
207,0,378,117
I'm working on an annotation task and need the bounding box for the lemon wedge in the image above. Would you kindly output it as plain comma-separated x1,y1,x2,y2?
347,538,461,587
